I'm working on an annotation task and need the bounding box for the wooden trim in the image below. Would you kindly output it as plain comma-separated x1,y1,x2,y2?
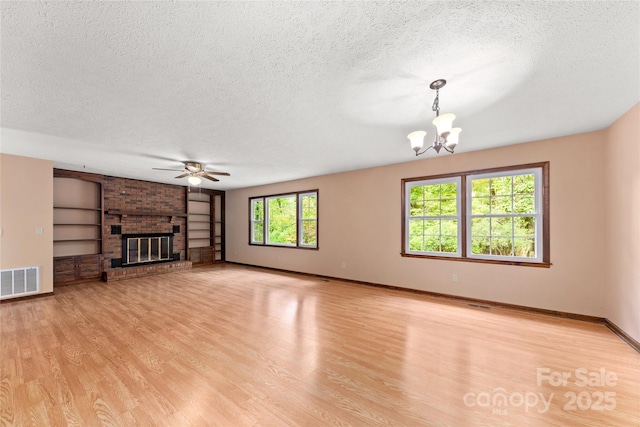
400,252,552,268
0,291,55,303
106,210,187,218
400,162,550,267
225,262,639,353
605,319,640,354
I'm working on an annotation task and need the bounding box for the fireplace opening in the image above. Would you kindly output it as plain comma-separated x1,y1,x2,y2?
122,233,174,267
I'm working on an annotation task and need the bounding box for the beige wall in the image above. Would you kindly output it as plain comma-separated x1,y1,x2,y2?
604,103,640,342
227,130,607,317
0,153,54,295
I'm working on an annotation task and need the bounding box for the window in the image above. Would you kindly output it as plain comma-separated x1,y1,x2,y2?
249,190,318,249
402,163,549,267
405,177,461,256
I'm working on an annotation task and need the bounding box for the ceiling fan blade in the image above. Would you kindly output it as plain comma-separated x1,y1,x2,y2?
153,168,186,172
175,173,191,179
202,174,219,182
204,171,230,176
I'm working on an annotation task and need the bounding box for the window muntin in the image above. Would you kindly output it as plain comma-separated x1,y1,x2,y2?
401,163,549,266
405,177,461,256
467,168,542,262
249,190,318,249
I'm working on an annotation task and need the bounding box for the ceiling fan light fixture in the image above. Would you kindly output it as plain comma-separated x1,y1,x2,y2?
408,79,461,156
188,176,202,186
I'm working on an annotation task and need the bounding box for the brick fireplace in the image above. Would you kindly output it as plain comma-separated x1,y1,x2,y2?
101,176,191,281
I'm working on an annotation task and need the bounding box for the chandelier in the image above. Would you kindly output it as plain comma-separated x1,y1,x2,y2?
407,79,461,156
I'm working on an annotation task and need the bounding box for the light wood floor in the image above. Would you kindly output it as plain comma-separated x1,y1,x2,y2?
1,264,638,426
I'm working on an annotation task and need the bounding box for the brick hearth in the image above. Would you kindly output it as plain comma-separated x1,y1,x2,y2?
102,261,192,282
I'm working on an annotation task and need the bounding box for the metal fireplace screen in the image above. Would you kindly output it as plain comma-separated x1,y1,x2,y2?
122,234,173,266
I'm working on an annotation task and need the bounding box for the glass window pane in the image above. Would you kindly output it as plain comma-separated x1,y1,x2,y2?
253,200,264,220
471,178,490,197
514,238,536,258
424,185,440,200
471,217,490,236
471,197,490,215
471,237,490,255
491,176,512,196
301,195,317,219
410,201,424,217
409,219,424,235
441,219,457,236
491,237,513,256
491,195,513,214
491,217,513,237
514,195,534,214
424,236,440,252
441,236,457,253
441,198,457,215
514,217,535,237
424,220,439,235
425,200,440,215
440,183,457,199
514,174,535,195
253,222,264,242
409,235,423,251
302,220,316,245
410,186,424,201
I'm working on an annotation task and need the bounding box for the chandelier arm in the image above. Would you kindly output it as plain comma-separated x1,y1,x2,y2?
414,145,434,157
441,144,455,154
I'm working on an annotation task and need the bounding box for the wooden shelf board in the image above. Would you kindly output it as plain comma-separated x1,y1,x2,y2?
54,223,102,226
54,239,102,243
54,206,101,211
106,210,187,217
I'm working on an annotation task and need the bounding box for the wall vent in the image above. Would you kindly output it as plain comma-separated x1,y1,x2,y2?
0,267,39,300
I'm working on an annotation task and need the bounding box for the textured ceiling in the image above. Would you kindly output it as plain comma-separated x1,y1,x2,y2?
1,1,638,190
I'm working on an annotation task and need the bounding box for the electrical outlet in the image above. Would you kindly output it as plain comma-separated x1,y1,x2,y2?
35,227,43,235
341,262,347,269
452,273,458,282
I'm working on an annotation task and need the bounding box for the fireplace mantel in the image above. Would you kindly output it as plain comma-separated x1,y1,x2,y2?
106,210,187,222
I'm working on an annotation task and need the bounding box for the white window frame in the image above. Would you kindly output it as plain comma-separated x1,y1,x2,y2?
466,167,543,263
404,177,462,257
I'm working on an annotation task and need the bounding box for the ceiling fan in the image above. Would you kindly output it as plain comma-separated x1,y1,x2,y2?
153,161,230,184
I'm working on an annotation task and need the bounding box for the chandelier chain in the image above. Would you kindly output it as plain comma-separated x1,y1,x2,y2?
431,89,440,117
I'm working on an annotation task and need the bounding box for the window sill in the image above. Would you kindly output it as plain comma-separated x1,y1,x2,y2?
401,253,551,268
